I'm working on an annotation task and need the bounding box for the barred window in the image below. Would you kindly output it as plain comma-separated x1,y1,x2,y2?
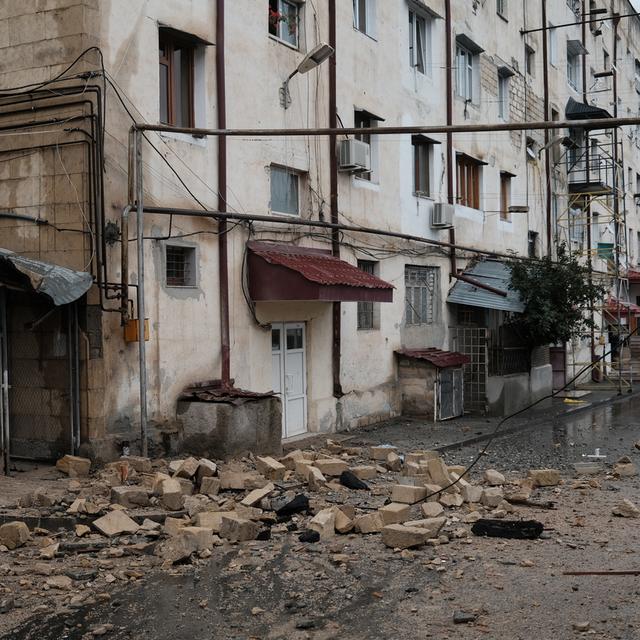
166,245,196,287
357,260,377,330
405,265,437,325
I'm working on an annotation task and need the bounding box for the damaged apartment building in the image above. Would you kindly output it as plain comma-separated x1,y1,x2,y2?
1,0,640,466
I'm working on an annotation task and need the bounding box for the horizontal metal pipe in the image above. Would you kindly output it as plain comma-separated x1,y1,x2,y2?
142,205,530,261
452,272,508,297
134,116,640,139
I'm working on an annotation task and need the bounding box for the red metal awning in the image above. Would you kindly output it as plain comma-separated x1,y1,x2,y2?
247,242,394,303
628,269,640,283
604,297,640,316
395,348,470,368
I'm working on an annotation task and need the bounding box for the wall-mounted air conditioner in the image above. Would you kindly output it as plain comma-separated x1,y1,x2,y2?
431,203,455,228
339,139,371,172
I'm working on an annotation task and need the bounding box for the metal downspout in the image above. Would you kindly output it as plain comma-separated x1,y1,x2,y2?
445,0,456,279
216,0,231,388
329,0,342,398
135,129,148,456
541,0,552,256
0,288,8,475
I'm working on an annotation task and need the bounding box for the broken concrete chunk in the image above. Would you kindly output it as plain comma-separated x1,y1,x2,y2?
481,487,504,508
56,455,91,478
160,478,185,511
200,477,221,496
421,502,444,518
385,452,402,472
483,469,506,486
219,515,260,542
369,445,398,461
92,511,139,537
403,517,446,539
307,466,326,491
309,508,336,539
379,502,410,525
350,466,377,480
241,483,275,507
313,458,348,476
527,469,562,487
439,493,464,508
173,457,200,479
110,486,151,509
612,498,640,518
334,509,355,534
279,450,305,470
354,512,385,534
256,456,286,481
0,522,30,550
381,524,429,549
391,484,428,504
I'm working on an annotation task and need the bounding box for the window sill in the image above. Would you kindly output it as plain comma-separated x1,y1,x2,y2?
413,192,433,200
159,131,207,147
268,34,299,51
357,328,379,333
270,210,301,218
166,284,198,289
353,26,377,42
497,12,508,22
354,176,380,189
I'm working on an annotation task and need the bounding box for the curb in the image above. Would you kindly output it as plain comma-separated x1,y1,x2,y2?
435,389,638,453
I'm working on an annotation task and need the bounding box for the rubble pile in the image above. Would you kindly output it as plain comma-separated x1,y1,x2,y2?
0,442,638,627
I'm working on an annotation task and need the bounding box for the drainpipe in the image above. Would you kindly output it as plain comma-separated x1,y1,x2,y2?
445,0,456,279
329,0,342,398
541,0,552,256
135,129,148,457
216,0,231,388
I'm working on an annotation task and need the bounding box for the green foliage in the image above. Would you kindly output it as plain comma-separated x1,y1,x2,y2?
506,244,606,348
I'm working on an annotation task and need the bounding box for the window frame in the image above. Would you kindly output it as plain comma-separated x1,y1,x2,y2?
270,165,300,216
165,243,198,288
159,29,196,128
456,154,482,210
357,260,378,330
404,265,438,326
525,44,535,76
498,71,510,120
567,47,581,91
353,0,375,37
268,0,300,49
499,172,512,222
496,0,507,20
548,24,557,66
455,44,475,101
409,9,431,76
354,110,379,182
412,135,432,197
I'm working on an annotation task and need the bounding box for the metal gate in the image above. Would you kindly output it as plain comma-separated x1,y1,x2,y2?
3,291,78,461
450,327,488,413
437,367,464,420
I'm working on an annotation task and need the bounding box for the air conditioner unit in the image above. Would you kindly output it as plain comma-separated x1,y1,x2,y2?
339,138,371,173
431,203,455,228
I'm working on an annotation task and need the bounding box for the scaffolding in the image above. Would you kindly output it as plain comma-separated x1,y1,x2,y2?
554,125,634,392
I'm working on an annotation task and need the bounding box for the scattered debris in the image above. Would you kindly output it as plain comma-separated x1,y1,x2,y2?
471,519,544,540
55,455,91,478
612,498,640,518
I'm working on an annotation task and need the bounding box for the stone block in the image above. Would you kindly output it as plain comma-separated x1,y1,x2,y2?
307,466,326,490
219,471,253,490
385,452,402,472
160,479,184,511
351,465,377,480
481,487,504,508
313,458,348,476
370,445,398,461
151,472,171,495
110,486,150,509
0,521,30,549
295,460,314,479
309,507,336,539
173,457,200,479
195,459,217,484
194,511,226,532
219,515,260,542
256,456,286,481
354,512,385,534
403,517,446,538
439,493,464,508
334,509,354,534
425,458,453,488
484,469,506,486
200,477,221,496
92,511,139,537
391,484,428,504
461,485,484,504
527,469,561,487
381,524,429,549
241,483,275,507
280,449,305,470
421,502,444,518
379,502,410,525
163,517,189,536
56,455,90,478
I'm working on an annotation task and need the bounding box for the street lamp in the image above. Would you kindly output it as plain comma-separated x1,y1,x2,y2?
279,42,335,109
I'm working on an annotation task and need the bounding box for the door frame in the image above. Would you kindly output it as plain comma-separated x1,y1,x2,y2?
271,321,308,439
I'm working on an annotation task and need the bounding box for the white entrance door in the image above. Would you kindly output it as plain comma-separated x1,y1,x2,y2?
271,322,307,438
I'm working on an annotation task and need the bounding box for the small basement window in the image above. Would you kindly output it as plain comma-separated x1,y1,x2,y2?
166,245,197,287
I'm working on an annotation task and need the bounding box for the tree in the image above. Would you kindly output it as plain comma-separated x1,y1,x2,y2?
506,244,606,348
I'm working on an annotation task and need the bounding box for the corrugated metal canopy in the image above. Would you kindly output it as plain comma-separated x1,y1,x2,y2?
447,259,524,313
0,248,93,305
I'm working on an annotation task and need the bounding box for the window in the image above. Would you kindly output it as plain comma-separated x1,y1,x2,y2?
525,45,535,76
500,172,512,221
567,42,582,91
159,29,196,127
268,0,299,48
526,136,536,160
497,0,507,19
548,24,557,66
457,154,482,209
353,0,374,37
637,231,640,264
498,70,510,120
354,110,378,181
166,245,197,287
412,136,432,196
636,172,640,197
357,260,378,330
635,59,640,92
455,44,475,101
528,231,538,258
409,10,431,75
270,166,299,215
405,266,437,325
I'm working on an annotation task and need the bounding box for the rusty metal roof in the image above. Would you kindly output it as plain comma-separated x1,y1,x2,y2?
396,348,470,368
248,242,394,290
